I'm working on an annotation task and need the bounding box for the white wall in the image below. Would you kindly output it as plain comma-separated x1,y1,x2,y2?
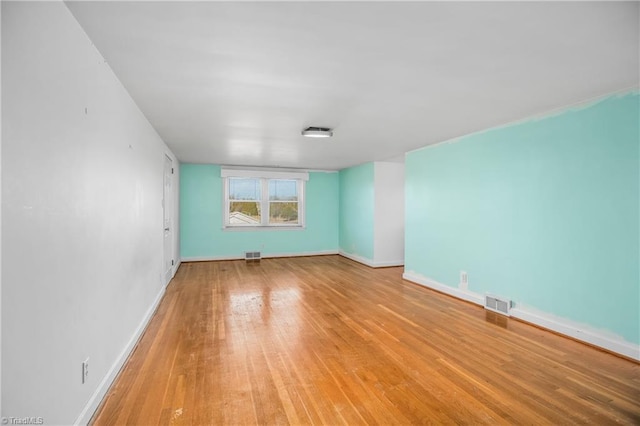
2,2,178,424
373,162,405,266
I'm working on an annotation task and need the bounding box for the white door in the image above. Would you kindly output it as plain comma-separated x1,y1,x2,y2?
163,155,174,284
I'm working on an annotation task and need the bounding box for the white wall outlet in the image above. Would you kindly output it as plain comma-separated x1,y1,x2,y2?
459,271,468,290
82,358,89,384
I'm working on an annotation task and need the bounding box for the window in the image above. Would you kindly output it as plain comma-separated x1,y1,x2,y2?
228,178,262,225
268,179,299,225
222,168,307,228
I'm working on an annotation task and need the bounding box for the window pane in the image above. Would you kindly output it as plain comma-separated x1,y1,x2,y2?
269,202,298,224
229,178,261,201
269,179,297,201
229,201,261,225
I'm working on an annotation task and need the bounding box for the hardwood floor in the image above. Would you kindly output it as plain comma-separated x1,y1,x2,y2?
91,256,640,425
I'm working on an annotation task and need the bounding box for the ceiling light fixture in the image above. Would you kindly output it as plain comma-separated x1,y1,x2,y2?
301,126,333,138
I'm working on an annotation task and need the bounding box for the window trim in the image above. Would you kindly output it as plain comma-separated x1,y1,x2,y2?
222,168,307,230
221,167,309,181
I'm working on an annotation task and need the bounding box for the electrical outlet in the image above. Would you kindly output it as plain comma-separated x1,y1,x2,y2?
459,271,468,290
82,358,89,384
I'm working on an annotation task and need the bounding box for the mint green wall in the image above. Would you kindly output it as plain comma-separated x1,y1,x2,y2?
406,92,639,344
339,162,375,260
180,164,339,258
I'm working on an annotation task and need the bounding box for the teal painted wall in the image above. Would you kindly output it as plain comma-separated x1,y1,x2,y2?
180,164,339,258
339,162,375,260
406,92,640,344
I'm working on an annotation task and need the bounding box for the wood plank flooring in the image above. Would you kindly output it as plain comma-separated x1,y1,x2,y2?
91,256,640,425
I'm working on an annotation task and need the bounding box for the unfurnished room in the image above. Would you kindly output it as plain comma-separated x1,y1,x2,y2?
1,1,639,425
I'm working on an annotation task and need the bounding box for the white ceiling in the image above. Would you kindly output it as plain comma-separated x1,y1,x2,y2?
66,1,639,171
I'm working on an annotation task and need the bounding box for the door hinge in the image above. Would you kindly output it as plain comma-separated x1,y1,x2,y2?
171,259,174,266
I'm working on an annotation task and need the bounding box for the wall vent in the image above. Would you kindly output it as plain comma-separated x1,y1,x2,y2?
245,251,261,262
484,295,511,316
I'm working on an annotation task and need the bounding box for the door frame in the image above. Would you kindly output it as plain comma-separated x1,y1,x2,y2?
163,154,174,286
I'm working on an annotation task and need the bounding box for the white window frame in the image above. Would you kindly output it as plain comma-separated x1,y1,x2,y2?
222,168,307,230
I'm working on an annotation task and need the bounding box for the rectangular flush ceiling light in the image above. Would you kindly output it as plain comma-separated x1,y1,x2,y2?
301,127,333,137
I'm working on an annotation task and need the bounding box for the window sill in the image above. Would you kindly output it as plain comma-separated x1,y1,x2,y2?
222,225,306,232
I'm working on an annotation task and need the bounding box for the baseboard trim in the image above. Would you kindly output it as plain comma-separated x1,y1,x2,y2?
402,271,484,305
265,250,338,259
74,284,167,425
181,250,339,263
338,251,403,268
402,271,639,361
371,259,405,267
182,255,244,262
509,307,640,361
338,251,375,267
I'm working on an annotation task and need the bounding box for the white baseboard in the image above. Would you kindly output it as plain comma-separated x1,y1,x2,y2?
372,259,405,267
74,284,167,425
181,249,339,263
182,254,245,262
338,250,403,268
338,251,375,267
264,249,338,259
402,271,484,305
402,271,639,361
509,307,640,361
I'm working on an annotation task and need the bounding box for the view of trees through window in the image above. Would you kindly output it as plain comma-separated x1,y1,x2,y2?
228,177,300,226
268,179,298,224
